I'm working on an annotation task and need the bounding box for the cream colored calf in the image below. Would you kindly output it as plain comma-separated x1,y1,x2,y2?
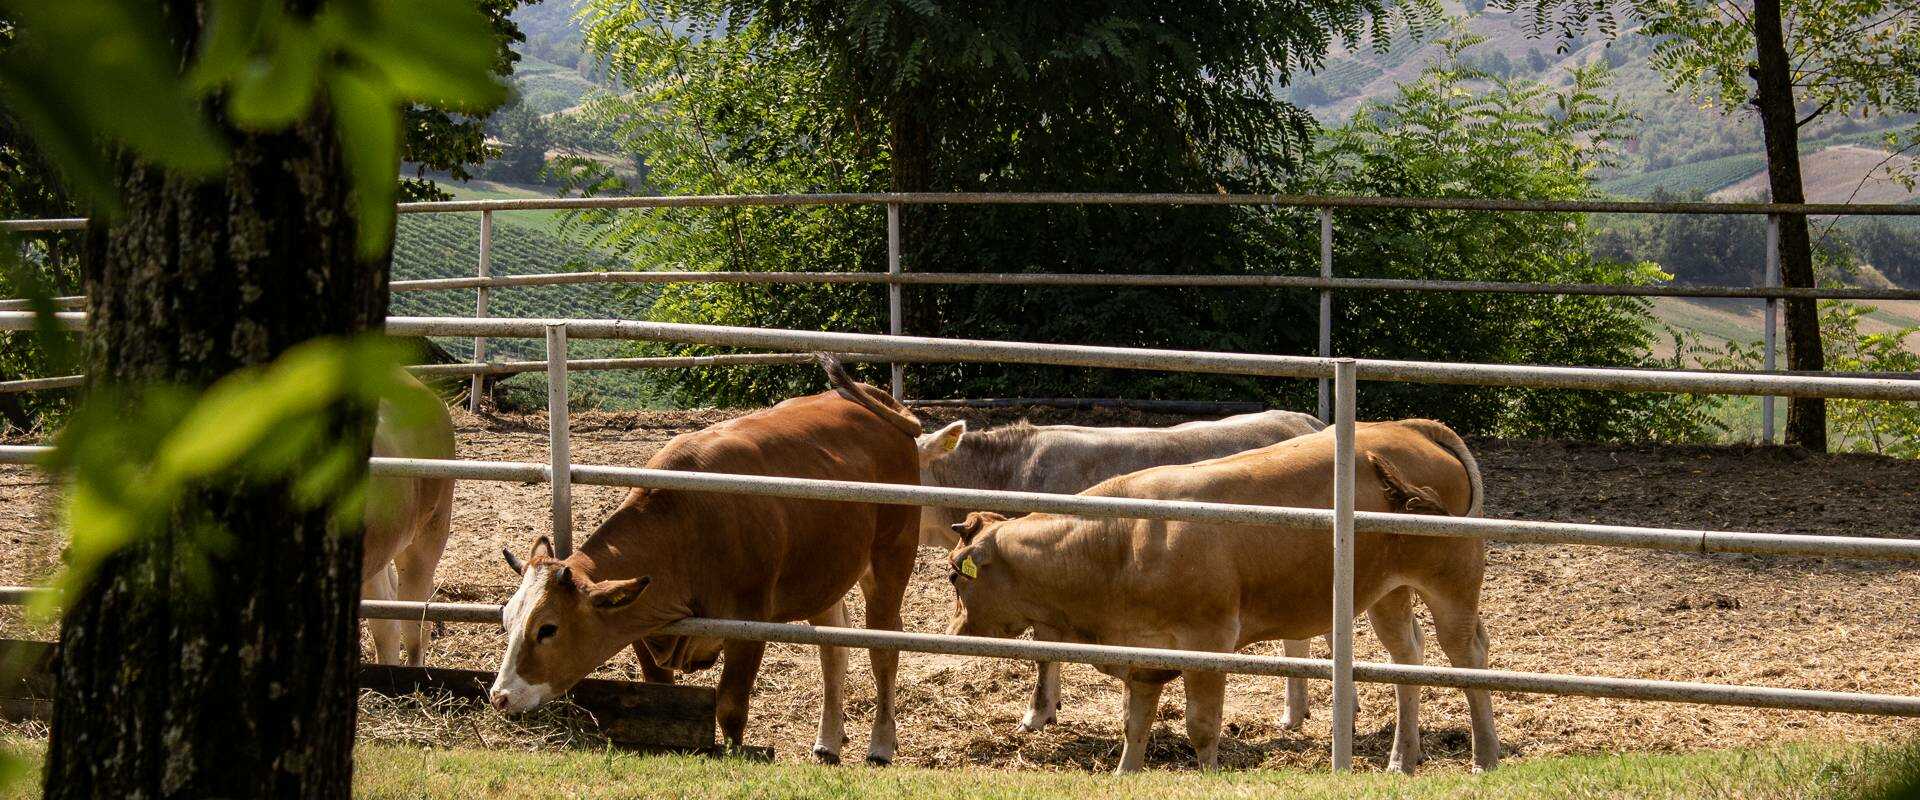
946,419,1497,774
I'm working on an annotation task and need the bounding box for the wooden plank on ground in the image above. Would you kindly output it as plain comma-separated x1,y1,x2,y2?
358,662,716,752
0,639,718,753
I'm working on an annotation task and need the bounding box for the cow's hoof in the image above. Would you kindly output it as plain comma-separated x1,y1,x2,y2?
1279,716,1303,732
812,745,841,765
1016,714,1055,733
865,754,892,767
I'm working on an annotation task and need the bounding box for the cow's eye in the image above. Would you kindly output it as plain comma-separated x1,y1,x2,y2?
536,623,558,643
947,570,959,584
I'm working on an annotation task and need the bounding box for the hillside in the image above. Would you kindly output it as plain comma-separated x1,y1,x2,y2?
391,212,669,408
1283,5,1915,200
1710,145,1920,204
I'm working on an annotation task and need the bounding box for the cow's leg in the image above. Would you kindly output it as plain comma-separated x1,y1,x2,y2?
1279,638,1310,731
1020,660,1061,732
362,564,402,665
392,500,452,667
1368,587,1426,774
715,639,767,750
632,642,675,684
1115,674,1166,774
1181,670,1227,771
809,600,851,764
858,563,908,765
1425,588,1500,773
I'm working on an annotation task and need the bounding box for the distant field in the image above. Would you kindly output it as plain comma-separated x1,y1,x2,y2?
1712,145,1920,205
391,212,668,409
430,180,574,236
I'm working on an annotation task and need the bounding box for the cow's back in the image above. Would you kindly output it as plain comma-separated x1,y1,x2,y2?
1008,410,1325,496
641,390,920,620
1035,420,1480,646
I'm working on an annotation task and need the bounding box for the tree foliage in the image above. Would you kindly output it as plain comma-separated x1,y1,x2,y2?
573,14,1702,439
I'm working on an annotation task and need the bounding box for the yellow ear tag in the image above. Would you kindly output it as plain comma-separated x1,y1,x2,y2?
941,435,961,453
959,557,979,579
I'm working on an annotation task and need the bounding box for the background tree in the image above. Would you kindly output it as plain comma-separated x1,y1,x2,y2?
0,0,502,795
575,0,1432,400
572,16,1701,439
399,0,528,200
479,96,554,184
1498,0,1920,451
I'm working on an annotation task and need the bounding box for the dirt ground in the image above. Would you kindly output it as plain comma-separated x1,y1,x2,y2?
3,406,1919,773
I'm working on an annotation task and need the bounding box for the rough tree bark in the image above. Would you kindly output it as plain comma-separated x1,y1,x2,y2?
41,3,390,797
1750,0,1827,451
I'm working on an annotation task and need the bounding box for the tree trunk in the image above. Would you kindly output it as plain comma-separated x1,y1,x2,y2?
42,4,390,796
1750,0,1827,451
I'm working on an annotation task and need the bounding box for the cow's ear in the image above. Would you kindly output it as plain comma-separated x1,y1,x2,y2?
530,536,555,561
950,511,1008,544
502,547,527,576
587,576,651,610
916,421,967,466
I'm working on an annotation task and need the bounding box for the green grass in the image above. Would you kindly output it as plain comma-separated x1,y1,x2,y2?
392,212,673,409
3,738,1915,800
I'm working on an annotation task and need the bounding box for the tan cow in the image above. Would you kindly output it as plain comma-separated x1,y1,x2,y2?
914,411,1326,733
488,355,922,764
362,374,456,665
945,419,1497,774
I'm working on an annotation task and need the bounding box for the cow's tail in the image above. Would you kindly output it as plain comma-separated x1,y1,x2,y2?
816,353,923,438
1395,418,1483,517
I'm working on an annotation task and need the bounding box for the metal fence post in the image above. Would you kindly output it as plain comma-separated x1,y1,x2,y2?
1330,358,1357,771
1317,209,1334,422
470,210,493,413
887,202,905,399
546,322,574,558
1763,215,1779,444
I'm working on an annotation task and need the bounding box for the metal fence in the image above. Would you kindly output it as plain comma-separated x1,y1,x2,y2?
5,307,1920,770
5,192,1920,772
12,192,1920,431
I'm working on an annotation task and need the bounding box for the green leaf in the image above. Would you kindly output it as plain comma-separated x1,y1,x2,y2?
0,0,227,211
189,0,279,91
152,341,343,482
227,21,325,129
328,66,402,258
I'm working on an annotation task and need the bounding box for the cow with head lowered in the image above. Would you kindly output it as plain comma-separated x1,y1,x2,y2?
911,410,1326,733
946,419,1499,774
488,354,922,765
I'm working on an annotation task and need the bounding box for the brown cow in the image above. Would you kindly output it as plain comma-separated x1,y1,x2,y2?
912,410,1326,733
362,374,456,665
945,419,1497,774
487,355,922,764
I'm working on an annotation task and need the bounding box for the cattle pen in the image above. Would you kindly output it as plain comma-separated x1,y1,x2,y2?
3,192,1920,774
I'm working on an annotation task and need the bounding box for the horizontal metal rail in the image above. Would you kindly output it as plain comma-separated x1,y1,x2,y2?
4,445,1914,560
388,192,1920,216
9,194,1920,231
0,375,83,393
0,587,1912,718
404,352,909,379
0,354,919,393
386,269,1920,302
0,296,83,311
7,312,1918,401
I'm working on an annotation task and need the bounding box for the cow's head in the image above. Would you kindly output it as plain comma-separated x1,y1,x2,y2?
914,421,970,545
944,511,1027,639
488,536,654,712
